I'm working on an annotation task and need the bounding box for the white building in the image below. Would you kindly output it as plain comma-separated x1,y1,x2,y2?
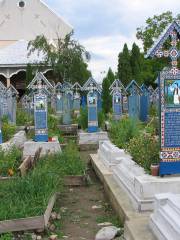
0,0,73,94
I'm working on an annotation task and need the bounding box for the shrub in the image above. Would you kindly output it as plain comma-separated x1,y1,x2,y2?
0,146,22,177
16,108,33,126
98,111,105,128
1,118,16,142
78,107,88,130
110,117,140,148
126,133,160,172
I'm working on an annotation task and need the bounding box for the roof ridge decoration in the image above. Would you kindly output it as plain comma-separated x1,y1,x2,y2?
7,84,19,96
27,72,54,91
82,77,102,93
141,84,149,95
145,20,180,75
109,79,127,95
72,82,82,91
126,80,142,95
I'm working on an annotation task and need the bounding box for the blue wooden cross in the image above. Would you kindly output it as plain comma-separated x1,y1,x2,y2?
126,80,142,119
140,84,149,122
27,72,54,142
146,20,180,175
110,79,127,120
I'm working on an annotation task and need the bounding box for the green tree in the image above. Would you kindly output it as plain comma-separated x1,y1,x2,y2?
136,11,180,52
28,32,91,84
130,43,142,84
102,68,114,114
118,44,132,86
26,64,34,87
106,67,115,84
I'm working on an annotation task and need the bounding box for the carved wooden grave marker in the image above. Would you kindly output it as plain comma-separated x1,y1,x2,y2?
146,20,180,175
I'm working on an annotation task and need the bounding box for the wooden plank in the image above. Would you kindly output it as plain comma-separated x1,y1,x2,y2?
64,176,86,186
44,194,57,226
0,216,44,234
18,156,32,177
0,193,57,233
33,147,42,165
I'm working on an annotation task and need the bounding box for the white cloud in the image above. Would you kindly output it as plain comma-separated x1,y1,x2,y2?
45,0,180,82
82,34,142,82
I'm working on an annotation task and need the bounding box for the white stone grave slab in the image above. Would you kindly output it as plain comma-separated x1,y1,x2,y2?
23,140,61,158
150,193,180,240
1,131,27,151
96,139,180,212
97,140,128,169
78,130,109,145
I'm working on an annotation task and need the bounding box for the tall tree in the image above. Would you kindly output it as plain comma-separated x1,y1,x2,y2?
102,68,114,114
106,67,115,84
130,43,142,84
28,32,91,84
118,44,132,86
136,11,180,52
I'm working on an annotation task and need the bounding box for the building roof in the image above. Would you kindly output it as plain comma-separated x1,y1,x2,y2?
0,0,73,41
0,40,45,65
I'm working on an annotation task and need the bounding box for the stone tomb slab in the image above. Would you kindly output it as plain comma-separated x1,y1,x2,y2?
23,140,61,158
150,193,180,240
78,130,109,145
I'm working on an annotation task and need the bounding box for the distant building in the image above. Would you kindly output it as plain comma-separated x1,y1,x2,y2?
0,0,73,95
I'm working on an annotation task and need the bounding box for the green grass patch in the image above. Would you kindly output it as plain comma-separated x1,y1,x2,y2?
0,143,85,221
0,146,22,177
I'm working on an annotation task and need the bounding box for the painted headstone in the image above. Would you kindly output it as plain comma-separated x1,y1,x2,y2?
27,72,54,142
7,85,18,124
146,20,180,175
87,83,98,132
62,82,73,125
83,77,102,132
148,86,154,105
55,82,63,116
83,77,102,112
0,82,7,119
126,80,142,119
140,84,149,122
110,79,127,120
72,82,81,115
81,95,87,109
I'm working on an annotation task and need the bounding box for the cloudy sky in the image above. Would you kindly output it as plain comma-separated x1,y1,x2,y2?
45,0,180,82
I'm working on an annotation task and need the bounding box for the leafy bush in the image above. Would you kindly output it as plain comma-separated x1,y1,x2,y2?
0,233,13,240
16,108,33,126
1,117,16,142
78,107,88,130
126,133,160,172
0,146,22,177
149,104,158,117
110,117,140,148
98,111,105,128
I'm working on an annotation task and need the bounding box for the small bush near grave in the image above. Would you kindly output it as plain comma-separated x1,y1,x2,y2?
110,117,140,148
0,143,85,221
16,108,33,126
1,116,16,142
78,107,88,130
48,114,64,143
126,133,159,173
78,107,105,130
0,146,22,177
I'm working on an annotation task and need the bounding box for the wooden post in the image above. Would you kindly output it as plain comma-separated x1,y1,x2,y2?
6,78,10,88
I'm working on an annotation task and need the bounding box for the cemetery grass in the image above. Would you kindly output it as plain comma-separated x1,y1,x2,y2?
1,116,16,142
0,146,22,177
0,143,85,221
